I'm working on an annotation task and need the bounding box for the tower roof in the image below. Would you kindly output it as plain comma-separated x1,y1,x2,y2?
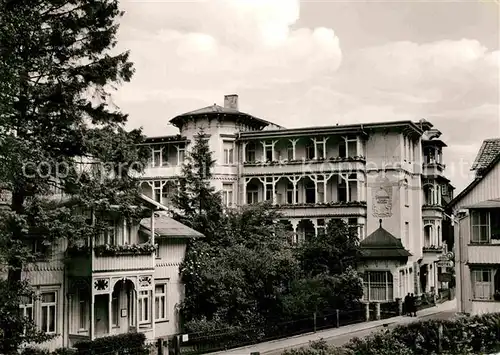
360,219,412,260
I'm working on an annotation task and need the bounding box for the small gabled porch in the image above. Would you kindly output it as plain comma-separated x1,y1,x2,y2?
359,220,412,302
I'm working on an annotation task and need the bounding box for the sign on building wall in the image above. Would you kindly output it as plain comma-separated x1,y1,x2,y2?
372,174,393,218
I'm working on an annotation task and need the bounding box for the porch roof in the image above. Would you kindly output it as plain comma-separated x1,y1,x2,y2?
140,212,204,239
464,198,500,210
360,219,412,260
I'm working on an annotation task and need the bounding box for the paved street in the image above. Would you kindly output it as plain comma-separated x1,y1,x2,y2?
210,299,457,355
266,310,457,354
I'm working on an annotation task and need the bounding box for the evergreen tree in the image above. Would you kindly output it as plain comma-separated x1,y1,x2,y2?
171,129,224,241
0,0,146,352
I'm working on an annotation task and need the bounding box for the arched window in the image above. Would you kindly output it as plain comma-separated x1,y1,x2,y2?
424,224,433,247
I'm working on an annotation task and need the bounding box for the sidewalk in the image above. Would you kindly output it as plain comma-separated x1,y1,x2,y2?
209,298,457,355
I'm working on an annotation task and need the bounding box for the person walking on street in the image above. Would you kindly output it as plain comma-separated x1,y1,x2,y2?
404,293,411,316
409,293,417,317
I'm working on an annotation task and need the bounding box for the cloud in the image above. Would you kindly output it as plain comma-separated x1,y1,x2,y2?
115,0,342,100
113,0,499,193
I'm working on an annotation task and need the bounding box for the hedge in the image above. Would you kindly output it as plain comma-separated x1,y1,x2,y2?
283,313,500,355
21,333,149,355
73,332,149,354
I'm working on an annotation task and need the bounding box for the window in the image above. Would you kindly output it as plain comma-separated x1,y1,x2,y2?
471,211,490,243
338,179,347,202
105,220,117,245
32,239,49,258
424,224,433,248
348,218,358,236
424,184,435,205
287,144,294,160
152,146,164,167
317,219,326,236
306,143,314,160
339,136,358,158
20,296,34,322
222,183,233,207
265,146,273,161
153,180,165,203
155,243,160,258
316,143,325,159
246,142,256,162
404,222,410,248
111,291,119,327
79,289,88,330
247,185,258,204
41,292,57,334
138,290,150,324
363,271,393,301
472,269,493,300
403,179,409,206
155,284,167,321
286,183,298,204
122,220,131,245
223,141,234,165
305,180,316,204
176,146,185,165
265,185,273,201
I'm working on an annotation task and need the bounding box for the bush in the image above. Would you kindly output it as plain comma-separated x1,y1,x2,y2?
21,347,77,355
74,332,149,355
282,340,348,355
287,312,500,355
20,348,50,355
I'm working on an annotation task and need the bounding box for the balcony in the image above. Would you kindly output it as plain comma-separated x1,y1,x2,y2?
141,164,182,179
241,156,366,176
422,204,444,218
66,243,156,276
422,162,446,177
274,201,366,218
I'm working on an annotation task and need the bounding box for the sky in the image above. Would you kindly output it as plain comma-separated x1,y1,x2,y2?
113,0,500,194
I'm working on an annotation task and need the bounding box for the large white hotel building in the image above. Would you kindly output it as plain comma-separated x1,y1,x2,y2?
140,94,454,302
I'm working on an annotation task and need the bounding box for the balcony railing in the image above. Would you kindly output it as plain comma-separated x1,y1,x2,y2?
243,155,366,166
423,245,444,253
422,204,444,210
274,201,367,209
66,243,156,274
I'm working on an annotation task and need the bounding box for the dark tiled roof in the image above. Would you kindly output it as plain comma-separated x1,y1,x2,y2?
471,138,500,171
448,144,500,209
182,104,239,116
360,220,411,260
140,212,204,239
169,104,281,129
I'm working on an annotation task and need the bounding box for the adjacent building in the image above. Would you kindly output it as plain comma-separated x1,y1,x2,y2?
7,194,202,351
449,138,500,315
140,94,453,303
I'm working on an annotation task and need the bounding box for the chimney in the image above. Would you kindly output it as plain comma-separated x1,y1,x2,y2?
224,94,238,110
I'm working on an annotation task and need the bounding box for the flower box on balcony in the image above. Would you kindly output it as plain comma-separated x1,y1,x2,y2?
94,243,156,257
275,201,367,209
242,155,366,166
